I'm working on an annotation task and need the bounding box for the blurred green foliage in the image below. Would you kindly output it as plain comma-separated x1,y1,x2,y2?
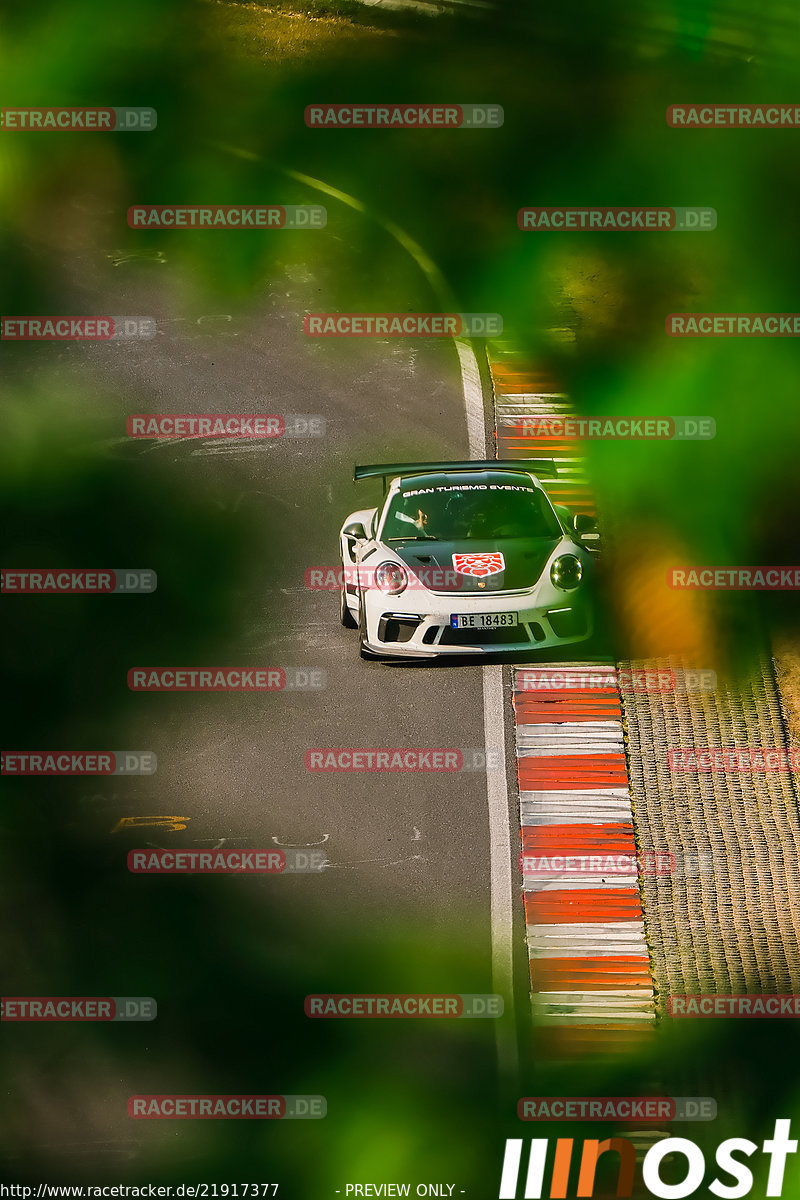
4,0,800,618
3,0,800,1185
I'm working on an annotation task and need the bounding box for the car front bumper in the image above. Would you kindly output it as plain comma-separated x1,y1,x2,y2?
355,587,592,658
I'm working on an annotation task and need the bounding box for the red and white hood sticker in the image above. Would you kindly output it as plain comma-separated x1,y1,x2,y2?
451,552,506,578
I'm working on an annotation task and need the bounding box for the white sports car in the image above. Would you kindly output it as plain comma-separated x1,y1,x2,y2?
339,459,598,659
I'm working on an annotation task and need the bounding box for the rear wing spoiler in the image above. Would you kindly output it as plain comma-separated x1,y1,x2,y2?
353,459,557,491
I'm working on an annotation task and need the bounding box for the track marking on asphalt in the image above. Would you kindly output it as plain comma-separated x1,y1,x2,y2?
107,248,167,267
324,854,426,871
190,441,281,458
271,834,330,846
456,339,489,457
111,815,190,833
457,336,519,1082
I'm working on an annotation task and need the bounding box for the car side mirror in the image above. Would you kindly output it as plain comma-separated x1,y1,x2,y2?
573,513,599,541
343,521,367,540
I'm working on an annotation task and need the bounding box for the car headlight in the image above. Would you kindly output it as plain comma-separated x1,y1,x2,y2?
550,554,582,591
375,561,408,596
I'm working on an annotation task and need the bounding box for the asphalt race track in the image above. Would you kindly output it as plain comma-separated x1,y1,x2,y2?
0,242,523,1182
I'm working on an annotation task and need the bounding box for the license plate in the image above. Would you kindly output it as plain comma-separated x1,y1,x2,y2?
450,612,518,630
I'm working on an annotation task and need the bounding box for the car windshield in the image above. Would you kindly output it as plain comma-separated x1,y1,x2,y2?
383,484,561,542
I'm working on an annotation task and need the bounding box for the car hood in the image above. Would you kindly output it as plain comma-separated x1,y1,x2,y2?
391,537,563,593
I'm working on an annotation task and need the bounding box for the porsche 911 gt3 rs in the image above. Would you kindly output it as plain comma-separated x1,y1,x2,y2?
338,459,598,659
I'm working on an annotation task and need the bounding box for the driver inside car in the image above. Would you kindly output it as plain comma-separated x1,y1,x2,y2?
448,493,495,538
395,506,430,532
391,494,443,537
466,505,492,538
482,491,554,538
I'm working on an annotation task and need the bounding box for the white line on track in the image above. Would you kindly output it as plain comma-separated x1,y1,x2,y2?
456,336,519,1082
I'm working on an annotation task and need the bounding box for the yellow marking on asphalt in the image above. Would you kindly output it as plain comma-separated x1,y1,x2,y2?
111,815,190,833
